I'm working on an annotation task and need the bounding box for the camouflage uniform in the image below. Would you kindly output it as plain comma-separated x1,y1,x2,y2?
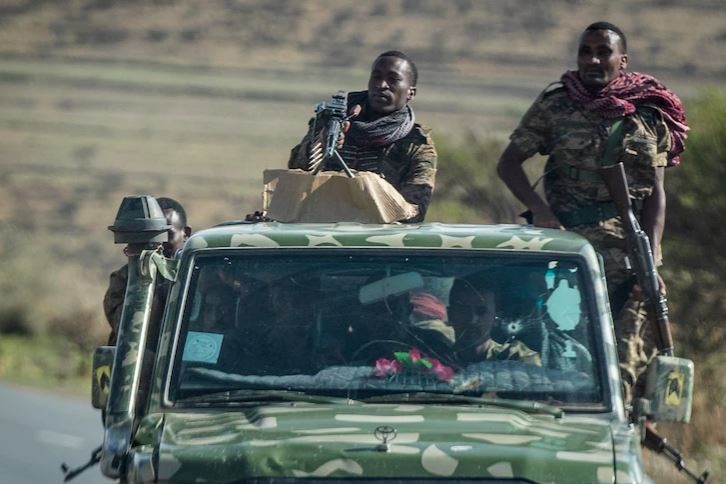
474,339,542,367
288,122,437,222
509,84,672,403
103,264,169,346
103,264,128,345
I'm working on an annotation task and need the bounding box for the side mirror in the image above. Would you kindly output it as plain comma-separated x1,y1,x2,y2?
91,346,115,410
640,355,694,423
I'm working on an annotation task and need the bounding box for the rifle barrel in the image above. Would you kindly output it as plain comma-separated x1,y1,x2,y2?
599,163,675,355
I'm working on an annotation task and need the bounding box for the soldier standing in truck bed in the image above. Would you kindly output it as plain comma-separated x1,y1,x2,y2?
288,50,437,223
103,197,191,345
496,21,688,405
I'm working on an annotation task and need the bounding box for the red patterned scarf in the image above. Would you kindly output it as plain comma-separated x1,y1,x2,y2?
561,70,688,166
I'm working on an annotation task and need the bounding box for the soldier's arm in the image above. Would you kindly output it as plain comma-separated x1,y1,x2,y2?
640,166,666,253
497,87,565,229
639,107,671,268
639,166,666,294
497,143,563,229
398,132,437,223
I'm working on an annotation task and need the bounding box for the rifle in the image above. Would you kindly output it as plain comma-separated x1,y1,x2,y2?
600,163,710,481
643,426,710,483
598,162,674,356
310,90,355,178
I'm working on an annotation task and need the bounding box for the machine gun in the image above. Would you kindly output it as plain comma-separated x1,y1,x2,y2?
599,162,674,356
310,90,355,178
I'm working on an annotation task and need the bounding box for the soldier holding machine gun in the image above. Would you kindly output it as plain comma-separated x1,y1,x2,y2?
288,50,437,223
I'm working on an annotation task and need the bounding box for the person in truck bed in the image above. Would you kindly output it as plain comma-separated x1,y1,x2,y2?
496,21,688,404
288,50,437,223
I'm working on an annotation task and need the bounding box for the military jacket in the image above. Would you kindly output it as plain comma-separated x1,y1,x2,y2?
509,85,672,284
103,264,128,345
288,123,437,223
103,263,169,346
511,85,671,209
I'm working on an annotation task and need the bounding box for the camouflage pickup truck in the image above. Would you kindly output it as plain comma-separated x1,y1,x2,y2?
89,196,694,483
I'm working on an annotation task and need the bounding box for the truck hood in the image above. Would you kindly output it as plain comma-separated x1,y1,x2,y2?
144,403,628,483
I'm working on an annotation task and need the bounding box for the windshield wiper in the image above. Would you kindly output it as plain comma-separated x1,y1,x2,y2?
177,389,360,405
361,392,563,418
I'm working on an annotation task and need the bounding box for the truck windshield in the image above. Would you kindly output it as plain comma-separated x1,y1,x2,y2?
169,250,604,408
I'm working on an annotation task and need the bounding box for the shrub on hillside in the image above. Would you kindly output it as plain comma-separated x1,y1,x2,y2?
429,133,541,224
663,89,726,350
0,226,107,349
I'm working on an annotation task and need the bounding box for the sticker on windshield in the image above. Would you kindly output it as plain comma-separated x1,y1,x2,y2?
182,331,223,364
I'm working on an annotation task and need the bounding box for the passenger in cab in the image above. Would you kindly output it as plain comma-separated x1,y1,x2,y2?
288,51,437,222
448,277,541,367
194,283,237,334
449,274,593,374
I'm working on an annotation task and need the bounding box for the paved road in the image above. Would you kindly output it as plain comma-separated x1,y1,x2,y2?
0,383,108,483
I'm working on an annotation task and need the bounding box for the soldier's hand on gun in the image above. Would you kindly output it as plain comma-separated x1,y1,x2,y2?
316,109,356,154
632,271,667,298
335,120,350,150
308,104,359,171
333,104,360,150
657,272,667,296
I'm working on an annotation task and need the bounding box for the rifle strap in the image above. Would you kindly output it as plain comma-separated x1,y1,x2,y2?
600,118,625,167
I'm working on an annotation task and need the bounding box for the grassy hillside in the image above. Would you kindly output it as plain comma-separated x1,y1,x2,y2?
2,0,723,250
2,0,725,79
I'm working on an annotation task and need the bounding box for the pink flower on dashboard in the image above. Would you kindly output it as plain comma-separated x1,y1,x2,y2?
370,349,455,383
372,358,401,377
408,348,422,362
429,358,455,382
